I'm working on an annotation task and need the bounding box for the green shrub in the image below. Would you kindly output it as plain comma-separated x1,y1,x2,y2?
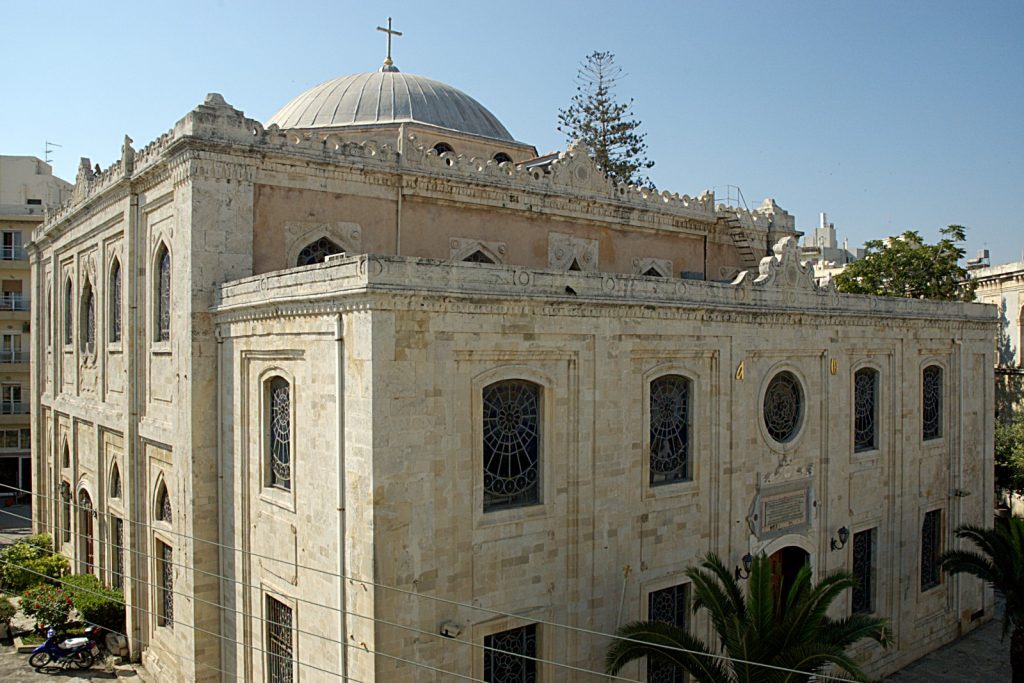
20,584,74,632
0,598,15,623
996,416,1024,492
63,574,126,633
0,538,68,592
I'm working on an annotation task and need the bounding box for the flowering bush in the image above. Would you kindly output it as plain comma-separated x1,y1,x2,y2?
20,584,74,633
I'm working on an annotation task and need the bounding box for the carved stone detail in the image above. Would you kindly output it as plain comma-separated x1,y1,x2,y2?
284,222,362,266
751,237,817,290
449,238,507,264
548,233,598,272
633,257,673,278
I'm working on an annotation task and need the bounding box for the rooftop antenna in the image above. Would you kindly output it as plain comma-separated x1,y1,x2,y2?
44,141,62,165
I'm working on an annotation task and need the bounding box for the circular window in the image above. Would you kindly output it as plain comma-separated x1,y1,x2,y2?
763,371,803,443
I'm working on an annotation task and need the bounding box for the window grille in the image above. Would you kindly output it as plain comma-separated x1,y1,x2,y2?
853,369,878,452
110,260,122,343
268,378,291,490
763,371,803,443
60,482,71,544
266,596,294,683
79,491,94,574
157,484,172,524
922,365,942,441
156,246,171,342
111,516,124,589
81,281,95,352
920,510,941,591
851,528,874,613
648,584,688,683
157,541,173,627
63,279,73,345
484,624,536,683
296,238,343,266
482,380,540,511
649,375,691,486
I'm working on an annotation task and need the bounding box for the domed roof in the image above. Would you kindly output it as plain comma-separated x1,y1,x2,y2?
267,71,514,142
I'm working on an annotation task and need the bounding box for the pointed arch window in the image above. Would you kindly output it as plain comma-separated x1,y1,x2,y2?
109,463,122,499
650,375,692,486
80,279,95,353
63,277,73,346
156,482,172,524
59,481,72,544
296,237,343,267
155,244,171,342
267,377,292,491
62,442,70,469
79,490,94,574
109,258,122,343
482,380,541,511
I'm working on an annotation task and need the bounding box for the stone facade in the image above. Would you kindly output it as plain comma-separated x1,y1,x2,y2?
971,260,1024,418
29,82,995,683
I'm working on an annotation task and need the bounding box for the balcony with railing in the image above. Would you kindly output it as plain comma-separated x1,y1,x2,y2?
0,295,29,312
0,403,29,416
0,246,27,261
0,350,29,364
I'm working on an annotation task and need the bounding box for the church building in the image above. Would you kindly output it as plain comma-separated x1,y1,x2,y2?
29,38,996,682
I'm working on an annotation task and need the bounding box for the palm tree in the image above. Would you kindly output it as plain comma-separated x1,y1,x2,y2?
606,553,888,682
939,517,1024,682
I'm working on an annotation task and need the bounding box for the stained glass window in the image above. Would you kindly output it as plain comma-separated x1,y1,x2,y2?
157,484,172,524
111,516,124,589
763,371,803,443
268,378,291,490
110,259,122,343
851,529,874,614
854,369,878,452
157,541,173,627
648,584,688,683
921,510,941,591
81,280,95,352
650,375,691,486
266,596,294,683
483,380,540,511
484,624,536,683
156,245,171,342
922,365,942,441
63,278,73,345
296,238,343,266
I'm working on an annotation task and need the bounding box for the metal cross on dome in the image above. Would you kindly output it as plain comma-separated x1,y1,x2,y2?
377,17,402,72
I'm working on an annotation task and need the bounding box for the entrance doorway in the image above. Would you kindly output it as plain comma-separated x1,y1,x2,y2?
769,546,810,603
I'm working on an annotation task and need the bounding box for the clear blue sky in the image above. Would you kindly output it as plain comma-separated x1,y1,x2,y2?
3,0,1021,262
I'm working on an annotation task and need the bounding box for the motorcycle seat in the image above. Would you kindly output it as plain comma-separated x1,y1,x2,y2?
60,637,89,649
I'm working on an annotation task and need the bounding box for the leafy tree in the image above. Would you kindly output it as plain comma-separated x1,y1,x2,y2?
940,518,1024,682
0,534,68,592
606,553,888,682
997,416,1024,492
557,51,655,187
833,225,975,301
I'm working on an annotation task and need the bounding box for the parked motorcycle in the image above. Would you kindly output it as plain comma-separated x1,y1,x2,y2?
28,628,98,670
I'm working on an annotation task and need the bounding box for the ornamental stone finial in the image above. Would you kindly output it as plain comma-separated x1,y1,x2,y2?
376,17,402,72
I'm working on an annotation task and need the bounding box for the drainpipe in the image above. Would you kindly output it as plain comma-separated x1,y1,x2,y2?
128,191,144,659
335,314,347,678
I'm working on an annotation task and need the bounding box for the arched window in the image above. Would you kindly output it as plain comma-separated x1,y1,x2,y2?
63,277,73,345
296,237,344,267
155,244,171,342
433,142,454,155
62,442,70,469
80,279,95,352
650,375,691,485
482,380,541,511
763,371,804,444
493,152,513,164
156,482,172,524
854,368,879,452
922,365,943,441
267,377,291,490
109,463,122,499
109,258,122,343
79,490,94,574
59,481,72,544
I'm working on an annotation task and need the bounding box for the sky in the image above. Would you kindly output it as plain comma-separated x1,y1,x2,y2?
3,0,1022,262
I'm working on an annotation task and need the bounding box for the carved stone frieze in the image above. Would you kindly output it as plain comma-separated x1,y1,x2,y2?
449,238,506,264
548,233,598,272
633,257,673,278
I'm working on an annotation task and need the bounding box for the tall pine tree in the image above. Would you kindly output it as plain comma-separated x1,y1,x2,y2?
558,51,655,187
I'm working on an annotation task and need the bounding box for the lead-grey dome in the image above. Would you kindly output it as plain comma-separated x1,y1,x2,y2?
267,71,514,142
